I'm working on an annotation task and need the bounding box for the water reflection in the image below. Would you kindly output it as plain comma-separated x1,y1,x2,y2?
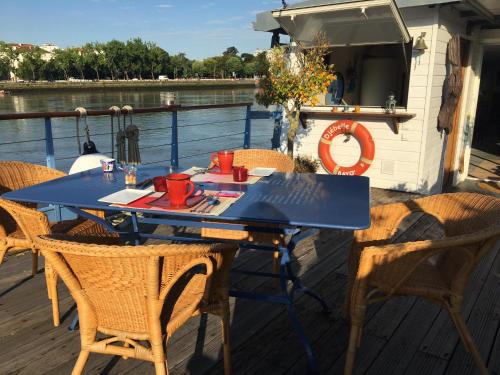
0,89,273,172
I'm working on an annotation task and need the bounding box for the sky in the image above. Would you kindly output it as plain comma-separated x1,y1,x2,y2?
0,0,296,59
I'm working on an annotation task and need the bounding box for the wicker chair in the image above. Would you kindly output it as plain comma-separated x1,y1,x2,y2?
34,235,237,375
0,161,120,327
203,149,294,274
345,192,500,375
0,161,67,275
232,149,294,172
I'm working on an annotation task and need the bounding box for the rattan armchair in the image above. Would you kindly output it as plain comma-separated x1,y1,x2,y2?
34,235,237,375
203,149,294,274
232,149,295,172
0,161,67,275
0,161,120,327
345,192,500,375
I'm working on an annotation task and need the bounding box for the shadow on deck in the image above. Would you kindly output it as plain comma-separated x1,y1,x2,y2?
1,188,499,375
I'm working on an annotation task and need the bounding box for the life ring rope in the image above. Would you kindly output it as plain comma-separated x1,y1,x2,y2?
318,120,375,176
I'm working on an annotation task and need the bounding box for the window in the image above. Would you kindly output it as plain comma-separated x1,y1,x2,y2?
325,41,412,107
272,0,412,107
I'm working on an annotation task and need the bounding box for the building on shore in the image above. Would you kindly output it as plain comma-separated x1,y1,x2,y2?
254,0,500,194
1,43,59,81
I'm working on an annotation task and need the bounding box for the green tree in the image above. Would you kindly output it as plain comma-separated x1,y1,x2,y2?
254,52,269,77
214,56,227,78
69,48,86,79
103,40,127,80
41,59,61,81
0,42,10,80
127,38,147,79
17,47,44,81
225,55,243,78
0,42,19,80
241,53,255,63
203,57,217,78
243,61,257,78
223,46,239,56
191,60,206,78
256,35,334,157
52,48,74,80
83,42,105,80
145,42,169,79
170,53,191,79
0,57,9,80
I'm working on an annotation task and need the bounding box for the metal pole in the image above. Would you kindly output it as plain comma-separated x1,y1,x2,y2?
171,110,179,168
244,105,251,149
44,117,55,169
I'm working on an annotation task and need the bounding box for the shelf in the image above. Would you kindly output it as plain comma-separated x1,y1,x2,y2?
300,110,416,134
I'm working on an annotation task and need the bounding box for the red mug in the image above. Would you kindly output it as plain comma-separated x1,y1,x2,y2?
153,176,168,192
166,173,195,207
211,150,234,174
233,166,248,182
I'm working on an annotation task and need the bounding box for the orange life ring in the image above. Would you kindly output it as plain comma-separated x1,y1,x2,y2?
318,120,375,176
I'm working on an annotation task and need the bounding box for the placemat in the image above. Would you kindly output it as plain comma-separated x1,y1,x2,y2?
111,191,243,216
182,167,262,185
191,173,261,185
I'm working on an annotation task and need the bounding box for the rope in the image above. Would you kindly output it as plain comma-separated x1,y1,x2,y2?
122,105,140,165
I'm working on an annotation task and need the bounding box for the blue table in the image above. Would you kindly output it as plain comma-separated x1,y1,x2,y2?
3,166,370,372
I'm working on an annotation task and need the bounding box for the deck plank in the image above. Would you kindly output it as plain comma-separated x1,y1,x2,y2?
443,249,500,375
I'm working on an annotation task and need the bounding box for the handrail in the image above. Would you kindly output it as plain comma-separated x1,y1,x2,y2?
0,101,254,169
0,102,253,121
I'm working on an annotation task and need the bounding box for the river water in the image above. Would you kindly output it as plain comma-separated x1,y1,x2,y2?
0,88,274,172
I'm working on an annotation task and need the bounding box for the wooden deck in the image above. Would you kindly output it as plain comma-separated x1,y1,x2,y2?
1,188,500,375
468,147,500,181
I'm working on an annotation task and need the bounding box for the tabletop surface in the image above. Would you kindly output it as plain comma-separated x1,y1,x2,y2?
3,166,371,230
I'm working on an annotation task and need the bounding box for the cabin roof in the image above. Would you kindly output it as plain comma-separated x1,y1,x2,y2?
254,0,500,32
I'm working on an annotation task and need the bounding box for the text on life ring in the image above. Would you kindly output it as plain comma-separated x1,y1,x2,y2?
318,120,375,176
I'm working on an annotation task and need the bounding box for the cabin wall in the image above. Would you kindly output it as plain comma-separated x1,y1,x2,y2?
416,6,468,193
289,6,442,193
402,6,440,193
284,6,470,194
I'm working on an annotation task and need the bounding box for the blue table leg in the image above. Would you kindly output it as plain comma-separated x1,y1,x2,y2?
69,314,79,331
285,260,331,313
130,213,141,246
276,235,330,373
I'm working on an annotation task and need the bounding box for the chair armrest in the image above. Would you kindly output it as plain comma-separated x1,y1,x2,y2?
352,229,500,299
353,201,414,246
362,227,500,257
0,199,51,241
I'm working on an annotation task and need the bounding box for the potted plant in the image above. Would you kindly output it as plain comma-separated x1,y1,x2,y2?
256,34,334,158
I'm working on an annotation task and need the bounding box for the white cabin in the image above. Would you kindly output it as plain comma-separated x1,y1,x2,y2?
254,0,500,194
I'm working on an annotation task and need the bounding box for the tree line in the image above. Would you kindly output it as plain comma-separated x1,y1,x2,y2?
0,39,268,81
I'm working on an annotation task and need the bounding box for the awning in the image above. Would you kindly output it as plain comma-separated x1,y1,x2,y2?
271,0,411,47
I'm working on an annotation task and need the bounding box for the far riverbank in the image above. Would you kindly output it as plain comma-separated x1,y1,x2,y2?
0,79,257,94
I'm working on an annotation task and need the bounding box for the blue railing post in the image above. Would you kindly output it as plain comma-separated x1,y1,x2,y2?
170,110,179,168
44,117,55,169
244,105,251,149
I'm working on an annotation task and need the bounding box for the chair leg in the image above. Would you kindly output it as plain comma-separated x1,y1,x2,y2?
31,250,38,276
154,360,168,375
0,245,7,266
345,324,361,375
44,262,60,326
71,350,90,375
221,303,232,375
344,302,366,375
448,307,489,375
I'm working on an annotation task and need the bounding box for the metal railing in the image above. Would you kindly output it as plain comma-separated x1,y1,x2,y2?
0,102,253,169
